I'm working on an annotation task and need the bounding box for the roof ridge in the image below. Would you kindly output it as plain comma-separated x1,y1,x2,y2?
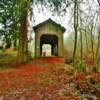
33,18,66,32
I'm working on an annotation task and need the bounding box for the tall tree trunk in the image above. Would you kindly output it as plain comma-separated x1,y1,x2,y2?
17,0,28,63
80,29,83,70
73,0,79,67
90,23,95,66
95,29,100,70
85,29,88,53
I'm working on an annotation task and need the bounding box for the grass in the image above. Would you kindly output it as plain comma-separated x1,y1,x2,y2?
0,49,17,71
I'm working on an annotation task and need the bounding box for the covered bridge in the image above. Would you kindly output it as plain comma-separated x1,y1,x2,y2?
33,18,66,57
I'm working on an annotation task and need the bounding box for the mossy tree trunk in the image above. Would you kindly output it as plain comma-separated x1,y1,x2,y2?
17,0,28,63
73,0,79,67
95,29,100,70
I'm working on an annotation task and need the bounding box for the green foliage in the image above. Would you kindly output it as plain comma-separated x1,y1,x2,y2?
0,0,20,48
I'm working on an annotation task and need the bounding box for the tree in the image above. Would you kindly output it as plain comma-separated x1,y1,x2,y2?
0,0,20,48
17,0,29,63
97,0,100,6
73,0,79,67
95,27,100,70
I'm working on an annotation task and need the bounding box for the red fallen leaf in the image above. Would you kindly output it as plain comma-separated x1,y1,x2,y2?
0,93,7,97
91,72,100,82
59,96,66,100
66,96,71,100
46,85,55,93
72,95,78,100
74,72,86,81
1,80,9,89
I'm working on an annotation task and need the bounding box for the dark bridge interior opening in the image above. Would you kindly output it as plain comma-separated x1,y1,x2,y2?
40,35,58,56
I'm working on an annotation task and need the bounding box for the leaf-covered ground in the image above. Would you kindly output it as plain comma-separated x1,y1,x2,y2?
0,57,100,100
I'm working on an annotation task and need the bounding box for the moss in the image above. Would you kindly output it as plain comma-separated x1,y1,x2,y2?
95,82,100,88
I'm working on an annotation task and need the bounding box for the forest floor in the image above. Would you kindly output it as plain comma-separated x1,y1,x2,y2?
0,51,100,100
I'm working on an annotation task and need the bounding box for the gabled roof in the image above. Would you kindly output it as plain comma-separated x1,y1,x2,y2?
33,18,66,32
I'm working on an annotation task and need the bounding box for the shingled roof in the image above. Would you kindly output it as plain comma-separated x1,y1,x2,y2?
33,18,66,32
